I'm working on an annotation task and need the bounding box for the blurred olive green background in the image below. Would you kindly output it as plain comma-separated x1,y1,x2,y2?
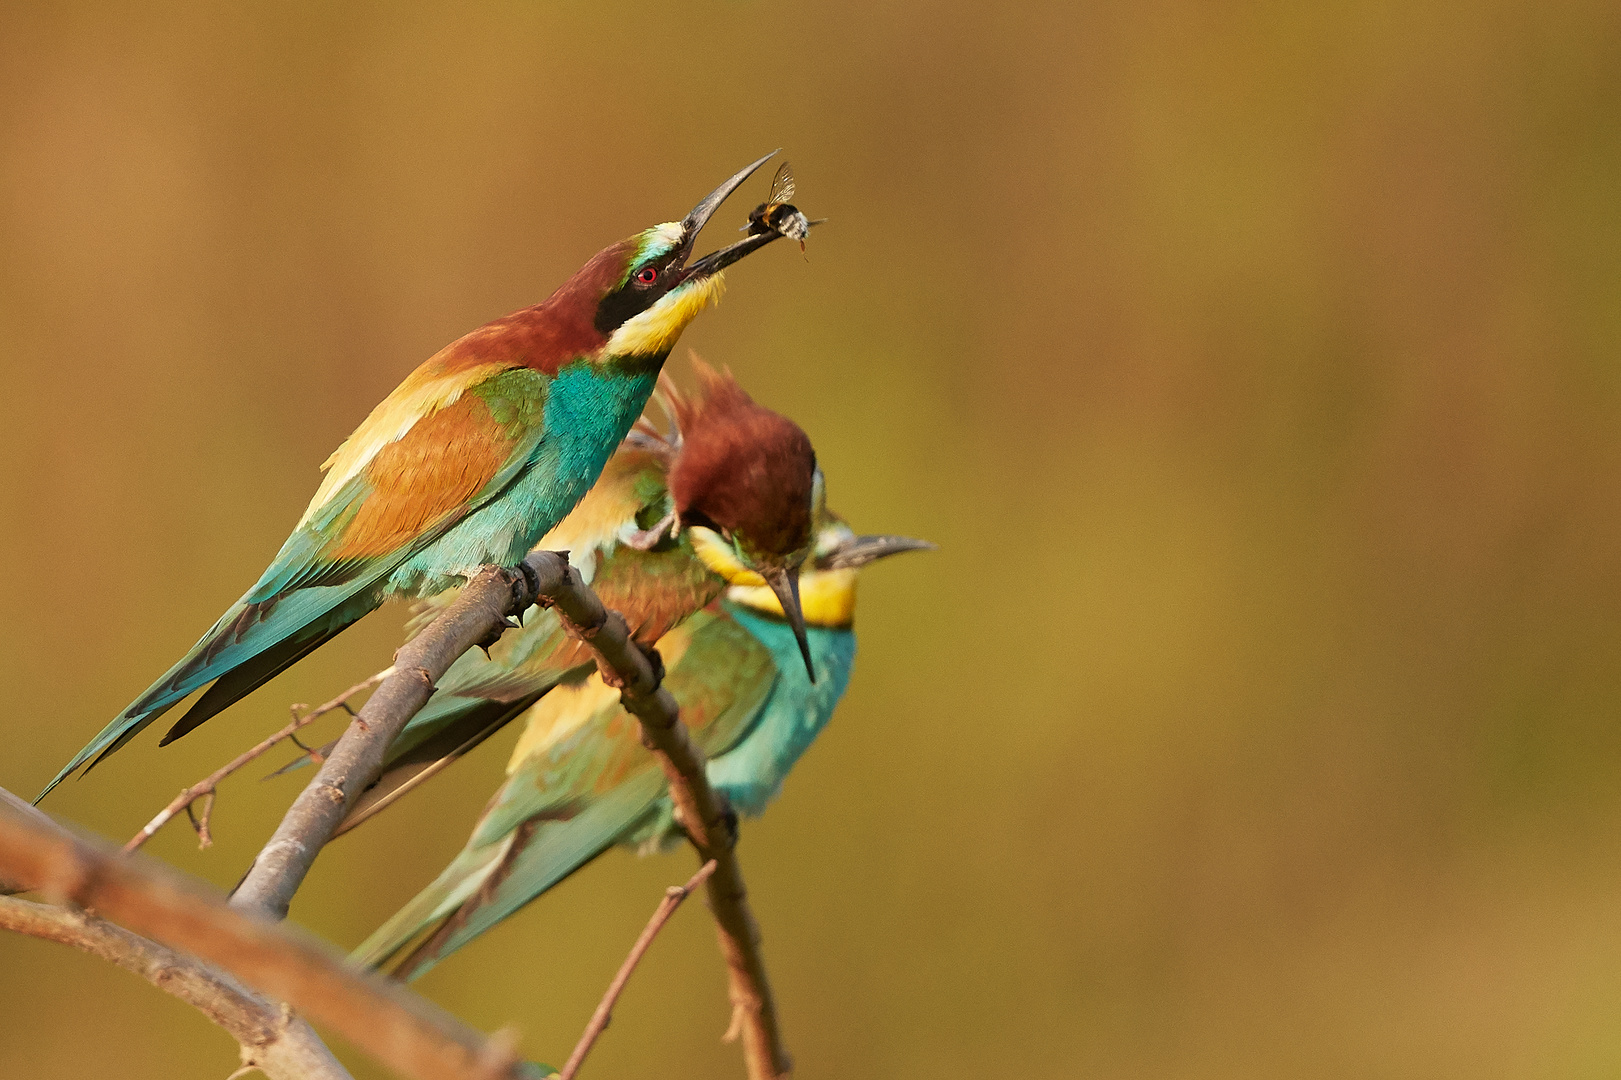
4,1,1621,1077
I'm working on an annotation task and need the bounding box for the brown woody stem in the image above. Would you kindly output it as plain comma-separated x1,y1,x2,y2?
230,561,559,920
534,554,793,1079
0,892,352,1080
0,793,534,1080
558,859,718,1080
223,550,792,1077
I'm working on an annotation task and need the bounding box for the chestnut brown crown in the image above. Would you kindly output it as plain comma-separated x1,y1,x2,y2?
665,359,819,568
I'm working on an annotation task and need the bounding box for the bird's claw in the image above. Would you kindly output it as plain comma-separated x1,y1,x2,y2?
714,796,740,849
624,512,676,551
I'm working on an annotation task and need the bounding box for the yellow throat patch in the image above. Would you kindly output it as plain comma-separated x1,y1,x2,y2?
603,273,727,358
728,569,858,630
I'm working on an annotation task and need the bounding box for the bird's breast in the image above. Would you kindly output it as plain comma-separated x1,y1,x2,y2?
541,364,662,487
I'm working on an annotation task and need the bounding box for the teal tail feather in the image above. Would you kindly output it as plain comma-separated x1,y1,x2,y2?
159,619,357,746
37,582,381,801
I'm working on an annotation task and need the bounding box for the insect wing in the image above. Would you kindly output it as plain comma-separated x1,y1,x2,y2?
766,161,796,208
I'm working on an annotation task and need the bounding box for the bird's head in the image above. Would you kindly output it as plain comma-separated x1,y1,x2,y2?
726,511,933,633
541,152,789,366
654,359,823,677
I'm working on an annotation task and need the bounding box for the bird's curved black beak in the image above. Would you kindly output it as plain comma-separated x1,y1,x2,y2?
819,534,936,570
762,564,816,682
679,151,788,281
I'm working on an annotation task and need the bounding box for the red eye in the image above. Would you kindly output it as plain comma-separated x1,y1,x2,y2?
636,267,658,285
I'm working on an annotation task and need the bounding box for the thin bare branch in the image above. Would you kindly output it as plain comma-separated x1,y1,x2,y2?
126,668,396,853
559,859,717,1080
534,554,794,1080
0,794,535,1080
0,894,350,1080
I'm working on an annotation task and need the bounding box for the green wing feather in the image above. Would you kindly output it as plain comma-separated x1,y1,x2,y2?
39,367,551,800
352,608,781,977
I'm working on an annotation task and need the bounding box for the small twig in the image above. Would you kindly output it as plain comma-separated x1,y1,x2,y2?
559,860,718,1080
125,667,395,853
0,792,536,1080
287,731,323,762
184,793,215,848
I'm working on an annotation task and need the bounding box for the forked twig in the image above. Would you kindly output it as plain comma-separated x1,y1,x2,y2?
124,667,395,853
559,860,718,1080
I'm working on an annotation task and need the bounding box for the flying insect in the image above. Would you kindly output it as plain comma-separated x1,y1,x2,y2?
745,161,818,251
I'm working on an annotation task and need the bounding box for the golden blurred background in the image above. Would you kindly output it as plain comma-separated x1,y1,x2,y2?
4,1,1621,1076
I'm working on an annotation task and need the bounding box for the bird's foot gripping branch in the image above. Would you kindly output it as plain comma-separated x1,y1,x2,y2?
62,549,793,1079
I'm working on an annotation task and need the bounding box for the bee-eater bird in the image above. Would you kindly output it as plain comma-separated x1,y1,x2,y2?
319,359,826,830
40,153,790,801
351,512,929,978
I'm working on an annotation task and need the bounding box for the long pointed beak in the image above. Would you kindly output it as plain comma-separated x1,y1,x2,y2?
763,564,816,682
678,151,784,281
820,534,936,570
683,151,778,241
687,217,830,278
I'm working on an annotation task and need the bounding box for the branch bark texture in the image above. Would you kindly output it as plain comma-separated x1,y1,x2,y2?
0,797,533,1080
0,893,349,1080
223,550,792,1078
532,553,794,1080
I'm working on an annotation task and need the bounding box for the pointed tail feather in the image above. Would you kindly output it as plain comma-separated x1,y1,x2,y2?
37,583,382,802
160,619,357,746
349,835,514,972
363,772,667,980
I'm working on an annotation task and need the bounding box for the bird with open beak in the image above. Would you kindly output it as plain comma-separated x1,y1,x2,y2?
42,152,799,799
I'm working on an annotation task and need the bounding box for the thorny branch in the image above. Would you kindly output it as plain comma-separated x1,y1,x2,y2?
125,668,396,853
559,859,718,1080
0,793,537,1080
229,559,567,921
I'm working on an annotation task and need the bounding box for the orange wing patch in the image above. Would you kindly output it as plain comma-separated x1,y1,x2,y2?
328,394,513,562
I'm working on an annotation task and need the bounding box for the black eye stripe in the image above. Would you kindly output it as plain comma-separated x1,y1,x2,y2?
593,256,674,335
